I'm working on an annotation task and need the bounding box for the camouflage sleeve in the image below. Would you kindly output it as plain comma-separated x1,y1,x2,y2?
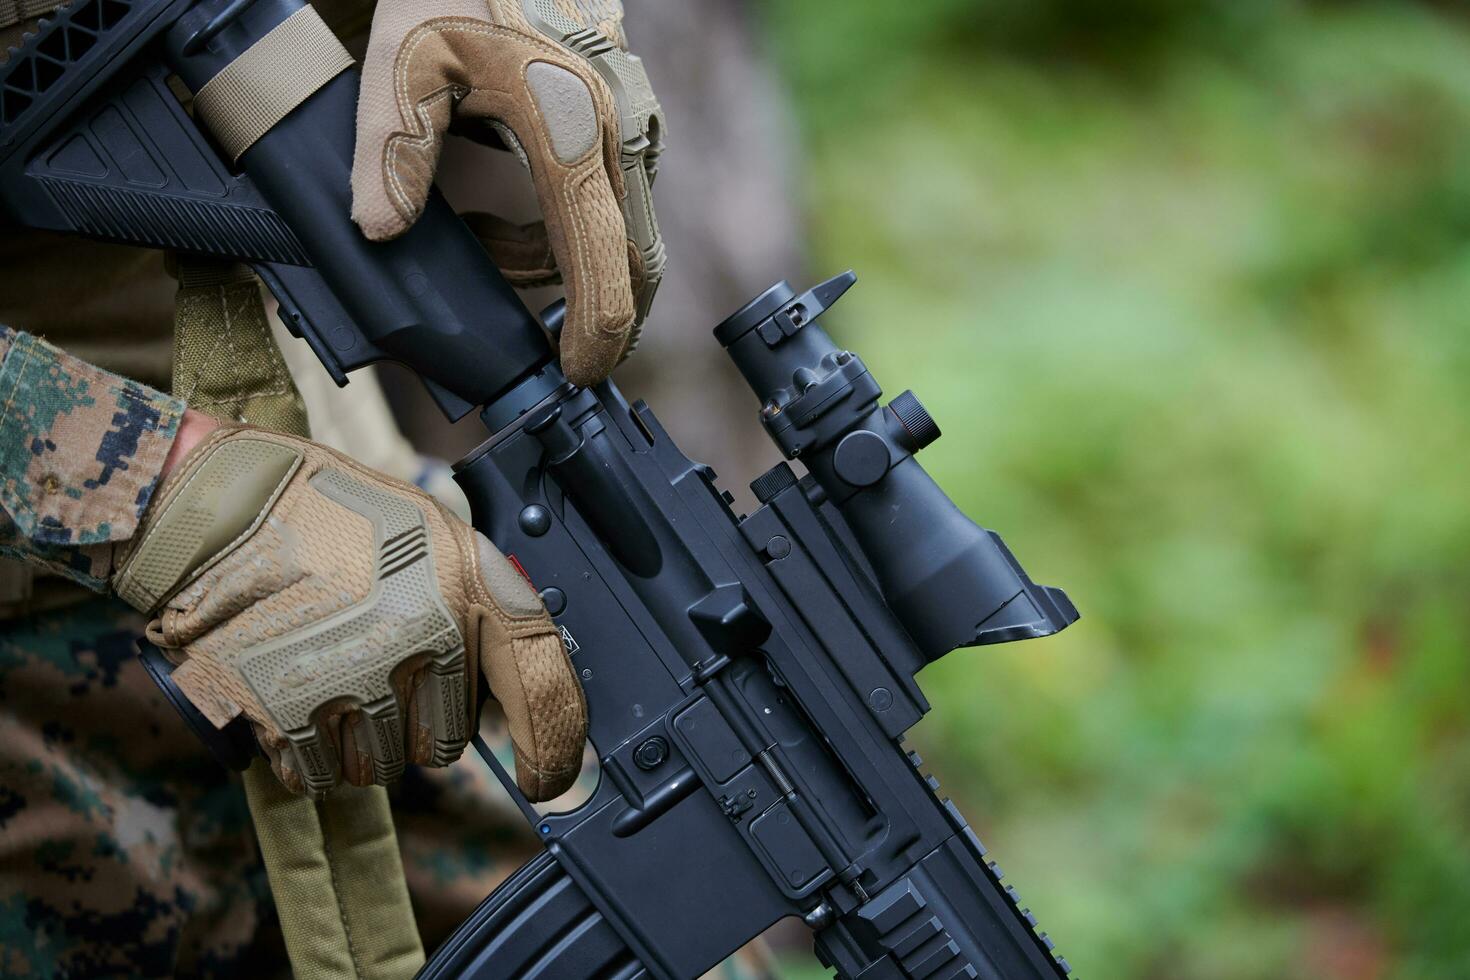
0,326,184,591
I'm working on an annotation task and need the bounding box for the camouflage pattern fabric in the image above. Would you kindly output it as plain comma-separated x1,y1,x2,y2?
0,327,183,591
0,276,779,977
0,596,282,979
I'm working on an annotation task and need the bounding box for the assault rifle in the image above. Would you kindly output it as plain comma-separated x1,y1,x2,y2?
0,1,1081,976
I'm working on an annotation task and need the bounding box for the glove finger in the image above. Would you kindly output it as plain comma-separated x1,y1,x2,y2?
555,30,666,363
610,85,666,358
466,533,586,802
454,51,634,386
461,212,560,288
354,10,637,381
493,4,666,374
350,2,482,240
522,71,634,386
538,146,635,387
253,722,308,796
476,613,586,802
332,709,374,788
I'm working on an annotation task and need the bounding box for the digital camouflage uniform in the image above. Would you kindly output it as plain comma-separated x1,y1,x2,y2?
0,297,771,979
0,594,279,977
0,267,605,977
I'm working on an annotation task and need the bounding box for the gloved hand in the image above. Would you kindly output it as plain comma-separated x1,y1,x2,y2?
350,0,666,387
113,422,586,801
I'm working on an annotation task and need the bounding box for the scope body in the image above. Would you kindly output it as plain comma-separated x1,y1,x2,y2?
717,276,1077,659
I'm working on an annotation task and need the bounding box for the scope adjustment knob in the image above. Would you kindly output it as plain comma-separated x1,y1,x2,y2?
832,430,891,488
751,463,799,504
890,390,941,451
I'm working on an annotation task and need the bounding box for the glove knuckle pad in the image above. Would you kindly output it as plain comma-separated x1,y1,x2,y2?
525,61,600,165
278,471,470,792
473,532,545,619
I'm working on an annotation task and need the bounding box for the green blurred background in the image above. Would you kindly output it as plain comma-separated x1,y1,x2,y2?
755,2,1470,978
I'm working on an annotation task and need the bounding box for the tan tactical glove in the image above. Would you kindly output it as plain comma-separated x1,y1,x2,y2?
350,0,666,386
113,425,586,801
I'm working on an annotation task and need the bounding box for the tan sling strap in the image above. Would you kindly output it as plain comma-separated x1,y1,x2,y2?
244,762,427,980
0,0,58,31
172,256,311,434
172,255,425,979
192,3,354,162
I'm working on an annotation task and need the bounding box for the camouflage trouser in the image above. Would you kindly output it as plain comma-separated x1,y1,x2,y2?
0,595,779,979
0,596,274,978
0,595,543,978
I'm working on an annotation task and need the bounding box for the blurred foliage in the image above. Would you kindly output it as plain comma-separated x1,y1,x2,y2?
758,1,1470,978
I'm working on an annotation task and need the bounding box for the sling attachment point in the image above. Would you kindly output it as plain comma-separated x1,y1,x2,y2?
192,4,353,163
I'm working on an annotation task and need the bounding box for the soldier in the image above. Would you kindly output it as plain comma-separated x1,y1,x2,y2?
0,0,663,976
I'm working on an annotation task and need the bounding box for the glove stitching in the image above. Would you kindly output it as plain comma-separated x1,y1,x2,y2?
384,21,610,223
385,21,532,221
512,739,579,780
511,635,561,792
562,166,595,337
563,164,632,342
383,88,457,222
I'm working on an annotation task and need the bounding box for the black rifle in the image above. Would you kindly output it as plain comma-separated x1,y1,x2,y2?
0,1,1082,976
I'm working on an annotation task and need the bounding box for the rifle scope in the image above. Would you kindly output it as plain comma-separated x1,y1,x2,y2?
716,273,1078,661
